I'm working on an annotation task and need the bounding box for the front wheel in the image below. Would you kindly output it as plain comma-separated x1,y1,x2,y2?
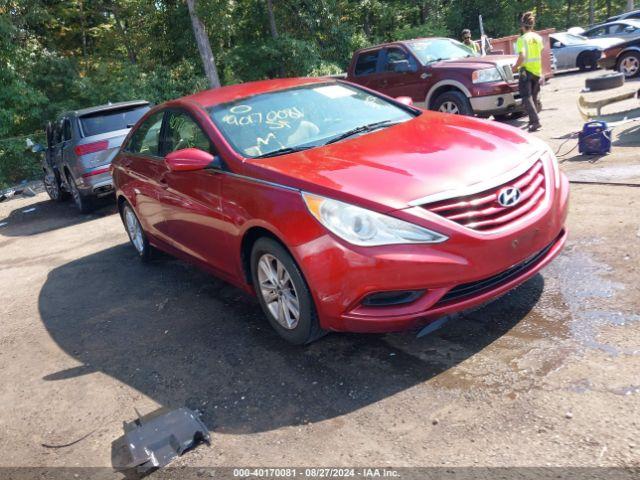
250,237,325,345
431,91,473,116
121,202,153,262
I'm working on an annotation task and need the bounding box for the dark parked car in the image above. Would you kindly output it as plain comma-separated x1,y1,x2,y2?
598,36,640,77
42,100,150,212
346,37,523,118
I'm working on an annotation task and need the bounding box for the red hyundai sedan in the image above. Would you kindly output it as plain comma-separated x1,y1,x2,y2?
112,78,569,344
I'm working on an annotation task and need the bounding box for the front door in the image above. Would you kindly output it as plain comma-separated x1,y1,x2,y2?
159,109,233,276
376,46,425,100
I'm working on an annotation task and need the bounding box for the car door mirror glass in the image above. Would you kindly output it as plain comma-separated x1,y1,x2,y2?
553,41,563,48
165,148,215,172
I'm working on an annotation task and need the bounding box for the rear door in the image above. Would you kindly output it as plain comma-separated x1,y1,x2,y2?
119,110,174,243
159,109,233,276
376,46,424,99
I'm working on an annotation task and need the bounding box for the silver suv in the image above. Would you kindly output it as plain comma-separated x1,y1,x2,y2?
42,100,150,212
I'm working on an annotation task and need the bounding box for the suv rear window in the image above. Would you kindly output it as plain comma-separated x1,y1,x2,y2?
354,50,380,76
80,105,150,137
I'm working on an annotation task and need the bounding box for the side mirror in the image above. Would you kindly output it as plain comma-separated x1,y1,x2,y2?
165,148,221,172
395,96,414,106
553,41,563,48
392,60,413,73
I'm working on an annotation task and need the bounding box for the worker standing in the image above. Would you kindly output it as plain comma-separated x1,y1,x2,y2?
461,29,479,54
513,11,543,131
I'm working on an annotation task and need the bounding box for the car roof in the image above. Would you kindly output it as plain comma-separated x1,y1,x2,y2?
182,77,333,108
597,18,640,27
68,100,151,118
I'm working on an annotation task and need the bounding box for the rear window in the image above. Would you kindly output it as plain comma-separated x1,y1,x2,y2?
80,105,150,137
354,50,380,76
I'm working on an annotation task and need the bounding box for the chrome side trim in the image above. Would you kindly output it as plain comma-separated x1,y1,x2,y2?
214,169,300,193
407,151,542,207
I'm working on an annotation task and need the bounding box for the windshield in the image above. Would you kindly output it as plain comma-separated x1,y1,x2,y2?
407,38,477,64
209,83,415,158
80,105,150,137
554,33,587,45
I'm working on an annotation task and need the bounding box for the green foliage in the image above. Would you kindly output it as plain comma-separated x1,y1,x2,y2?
0,0,637,187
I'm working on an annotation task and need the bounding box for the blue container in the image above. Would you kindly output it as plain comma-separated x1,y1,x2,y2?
578,121,611,155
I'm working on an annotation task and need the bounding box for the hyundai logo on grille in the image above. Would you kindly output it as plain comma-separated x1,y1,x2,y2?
498,186,522,207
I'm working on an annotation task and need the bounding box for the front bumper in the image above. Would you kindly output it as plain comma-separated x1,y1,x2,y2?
598,56,617,71
294,165,570,333
470,92,523,116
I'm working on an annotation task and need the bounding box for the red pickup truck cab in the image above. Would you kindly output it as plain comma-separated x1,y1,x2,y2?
347,38,522,118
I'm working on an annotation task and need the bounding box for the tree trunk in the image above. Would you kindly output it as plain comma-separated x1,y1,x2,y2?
607,0,612,17
186,0,221,89
266,0,278,39
566,0,572,29
589,0,595,24
627,0,635,11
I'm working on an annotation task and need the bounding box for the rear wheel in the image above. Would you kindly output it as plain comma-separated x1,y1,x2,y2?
66,171,94,213
250,237,325,345
617,52,640,78
43,169,67,202
431,91,473,116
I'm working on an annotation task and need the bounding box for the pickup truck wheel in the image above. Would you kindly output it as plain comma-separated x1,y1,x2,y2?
432,91,473,116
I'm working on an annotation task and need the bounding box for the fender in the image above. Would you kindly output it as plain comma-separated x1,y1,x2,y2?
619,45,640,58
425,80,472,108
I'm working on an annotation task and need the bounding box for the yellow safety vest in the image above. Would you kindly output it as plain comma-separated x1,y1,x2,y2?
516,32,543,77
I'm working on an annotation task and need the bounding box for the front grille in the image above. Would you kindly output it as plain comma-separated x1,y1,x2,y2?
423,160,546,232
435,236,557,305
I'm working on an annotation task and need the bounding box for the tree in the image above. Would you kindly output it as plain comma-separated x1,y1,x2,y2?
186,0,221,88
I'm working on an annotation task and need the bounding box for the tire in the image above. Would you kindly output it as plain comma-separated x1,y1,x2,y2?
585,71,625,91
616,51,640,78
577,51,599,71
493,110,527,121
431,90,473,116
120,202,153,262
43,169,68,202
250,237,325,345
66,171,94,213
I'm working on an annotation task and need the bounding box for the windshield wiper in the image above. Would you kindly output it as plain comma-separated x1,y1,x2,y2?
323,120,402,145
254,145,313,158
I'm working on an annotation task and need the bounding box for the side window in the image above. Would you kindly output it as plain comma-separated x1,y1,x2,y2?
383,48,414,72
354,50,380,76
63,118,72,141
163,111,212,154
126,111,164,156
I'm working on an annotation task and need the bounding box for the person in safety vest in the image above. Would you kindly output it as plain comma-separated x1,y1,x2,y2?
512,11,543,131
461,29,479,54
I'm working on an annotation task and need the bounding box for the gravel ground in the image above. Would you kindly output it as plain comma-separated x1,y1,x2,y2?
0,70,638,478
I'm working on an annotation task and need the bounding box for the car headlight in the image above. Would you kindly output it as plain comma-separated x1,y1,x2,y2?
545,147,561,189
302,193,448,246
472,67,503,83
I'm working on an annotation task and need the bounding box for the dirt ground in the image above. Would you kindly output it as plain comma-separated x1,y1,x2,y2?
0,70,639,477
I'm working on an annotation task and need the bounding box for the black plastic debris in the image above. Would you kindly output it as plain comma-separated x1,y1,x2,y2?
112,407,210,473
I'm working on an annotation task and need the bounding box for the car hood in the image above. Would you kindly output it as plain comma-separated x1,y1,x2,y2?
585,37,625,48
244,112,543,213
432,54,518,70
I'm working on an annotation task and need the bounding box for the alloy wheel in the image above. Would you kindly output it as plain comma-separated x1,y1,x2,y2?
620,56,639,77
257,253,300,330
439,101,460,114
124,207,145,254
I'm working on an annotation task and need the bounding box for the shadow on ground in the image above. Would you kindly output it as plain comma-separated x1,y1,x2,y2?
38,242,544,434
0,197,116,237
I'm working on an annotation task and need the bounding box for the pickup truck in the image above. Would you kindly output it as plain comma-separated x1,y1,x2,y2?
346,37,522,118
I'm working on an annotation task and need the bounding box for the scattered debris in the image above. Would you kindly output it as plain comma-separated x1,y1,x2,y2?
22,207,36,213
417,316,450,338
565,412,573,419
112,407,210,474
432,418,439,425
0,222,7,228
41,429,95,449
